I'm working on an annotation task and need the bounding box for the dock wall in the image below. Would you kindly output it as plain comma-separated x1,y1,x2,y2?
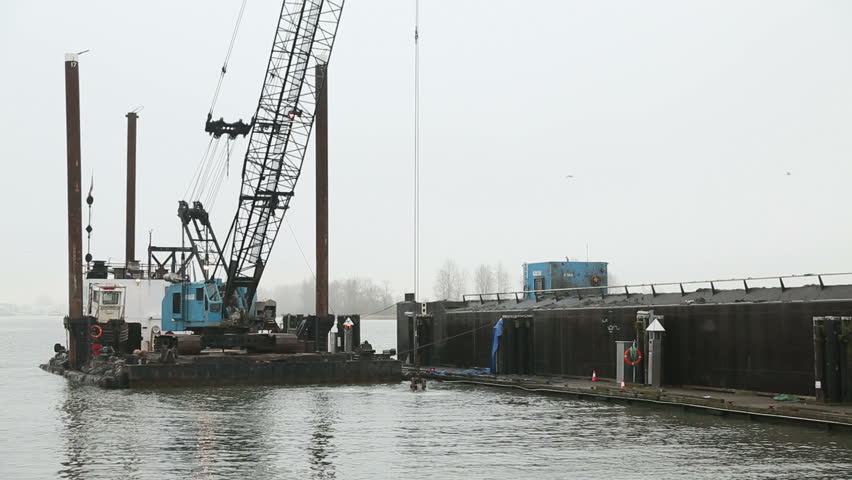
397,288,852,396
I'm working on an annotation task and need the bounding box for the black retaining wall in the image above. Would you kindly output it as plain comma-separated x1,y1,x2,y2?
397,287,852,396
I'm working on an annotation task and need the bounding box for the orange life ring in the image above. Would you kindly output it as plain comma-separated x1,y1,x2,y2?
624,347,642,366
90,324,103,339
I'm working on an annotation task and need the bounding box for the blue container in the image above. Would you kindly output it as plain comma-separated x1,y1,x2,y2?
523,261,608,297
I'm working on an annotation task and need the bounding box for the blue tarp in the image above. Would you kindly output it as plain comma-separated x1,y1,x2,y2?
490,318,503,374
459,368,489,375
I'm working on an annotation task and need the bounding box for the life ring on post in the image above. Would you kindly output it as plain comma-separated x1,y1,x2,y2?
90,324,103,339
624,346,642,366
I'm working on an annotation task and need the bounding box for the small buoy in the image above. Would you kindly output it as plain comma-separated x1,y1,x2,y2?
592,370,597,382
620,378,626,390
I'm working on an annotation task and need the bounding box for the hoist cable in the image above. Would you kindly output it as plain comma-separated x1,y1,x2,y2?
202,141,227,206
285,218,337,316
413,0,421,300
202,139,229,205
191,137,219,201
186,0,246,202
191,137,223,201
207,138,238,211
183,136,216,200
209,0,249,116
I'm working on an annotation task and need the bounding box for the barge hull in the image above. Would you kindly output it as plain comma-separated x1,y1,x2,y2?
126,355,401,388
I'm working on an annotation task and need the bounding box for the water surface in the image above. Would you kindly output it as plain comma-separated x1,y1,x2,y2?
1,316,850,479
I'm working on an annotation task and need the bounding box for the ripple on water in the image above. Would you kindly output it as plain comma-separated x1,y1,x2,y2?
2,318,852,479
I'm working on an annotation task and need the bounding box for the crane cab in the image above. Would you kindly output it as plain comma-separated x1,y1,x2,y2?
87,284,126,323
162,279,232,331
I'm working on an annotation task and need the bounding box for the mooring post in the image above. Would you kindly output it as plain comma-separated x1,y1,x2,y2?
824,318,841,403
64,53,88,370
813,317,826,402
327,317,338,353
343,317,353,353
646,314,665,388
315,62,329,318
412,312,419,367
125,111,138,269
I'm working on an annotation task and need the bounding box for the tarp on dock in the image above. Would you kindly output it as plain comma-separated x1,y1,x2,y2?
490,318,503,373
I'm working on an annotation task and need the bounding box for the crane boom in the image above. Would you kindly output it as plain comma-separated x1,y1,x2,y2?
224,0,344,310
164,0,345,332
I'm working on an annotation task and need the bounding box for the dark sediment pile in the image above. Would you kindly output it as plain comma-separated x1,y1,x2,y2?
40,352,129,388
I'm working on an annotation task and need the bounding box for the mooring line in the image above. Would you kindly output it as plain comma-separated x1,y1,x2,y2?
397,320,495,358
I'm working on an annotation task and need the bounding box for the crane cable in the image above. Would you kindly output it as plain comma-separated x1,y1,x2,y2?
184,0,247,202
209,0,248,116
207,137,238,211
396,320,496,359
189,137,224,201
284,219,337,316
413,0,421,301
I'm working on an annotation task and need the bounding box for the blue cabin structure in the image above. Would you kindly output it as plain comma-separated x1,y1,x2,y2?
162,279,255,331
523,261,608,298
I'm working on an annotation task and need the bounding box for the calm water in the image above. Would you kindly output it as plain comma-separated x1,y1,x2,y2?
1,316,851,479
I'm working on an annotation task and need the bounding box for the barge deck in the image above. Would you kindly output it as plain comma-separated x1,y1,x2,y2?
414,366,852,432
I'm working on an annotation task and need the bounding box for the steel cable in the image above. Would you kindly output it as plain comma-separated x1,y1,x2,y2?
208,0,249,115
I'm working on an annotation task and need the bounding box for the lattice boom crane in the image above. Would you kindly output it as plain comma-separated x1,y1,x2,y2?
163,0,344,333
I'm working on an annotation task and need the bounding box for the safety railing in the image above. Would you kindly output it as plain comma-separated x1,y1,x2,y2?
461,272,852,304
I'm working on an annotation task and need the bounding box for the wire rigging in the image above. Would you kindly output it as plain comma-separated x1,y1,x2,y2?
285,219,337,316
209,0,249,116
396,320,495,358
190,137,223,201
207,137,238,211
184,0,248,204
413,0,421,300
183,136,216,200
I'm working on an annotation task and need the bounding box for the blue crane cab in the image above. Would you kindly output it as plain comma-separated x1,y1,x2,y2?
161,279,255,332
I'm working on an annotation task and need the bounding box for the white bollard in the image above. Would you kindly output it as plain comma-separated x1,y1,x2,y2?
327,318,338,353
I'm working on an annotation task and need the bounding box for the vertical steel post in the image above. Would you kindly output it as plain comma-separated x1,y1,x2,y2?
64,53,87,370
344,325,352,353
147,231,152,279
813,317,826,402
315,63,329,318
825,318,841,403
327,317,337,353
413,314,419,367
126,111,138,267
65,54,83,318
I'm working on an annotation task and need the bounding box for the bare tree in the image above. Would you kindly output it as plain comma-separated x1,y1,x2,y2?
266,276,396,315
434,259,466,300
474,264,495,294
495,262,512,292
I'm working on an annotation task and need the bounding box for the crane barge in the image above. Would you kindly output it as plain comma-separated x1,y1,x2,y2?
159,0,343,352
42,0,401,387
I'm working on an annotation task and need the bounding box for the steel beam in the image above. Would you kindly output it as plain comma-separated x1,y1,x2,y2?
315,62,329,317
65,54,83,319
126,111,138,266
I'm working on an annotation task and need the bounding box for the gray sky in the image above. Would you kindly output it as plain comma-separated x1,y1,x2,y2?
2,1,852,306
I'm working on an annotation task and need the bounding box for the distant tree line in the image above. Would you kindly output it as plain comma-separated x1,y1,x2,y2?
261,277,396,316
433,260,515,301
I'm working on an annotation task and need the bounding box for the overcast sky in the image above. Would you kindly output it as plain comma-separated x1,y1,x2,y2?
2,1,852,306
